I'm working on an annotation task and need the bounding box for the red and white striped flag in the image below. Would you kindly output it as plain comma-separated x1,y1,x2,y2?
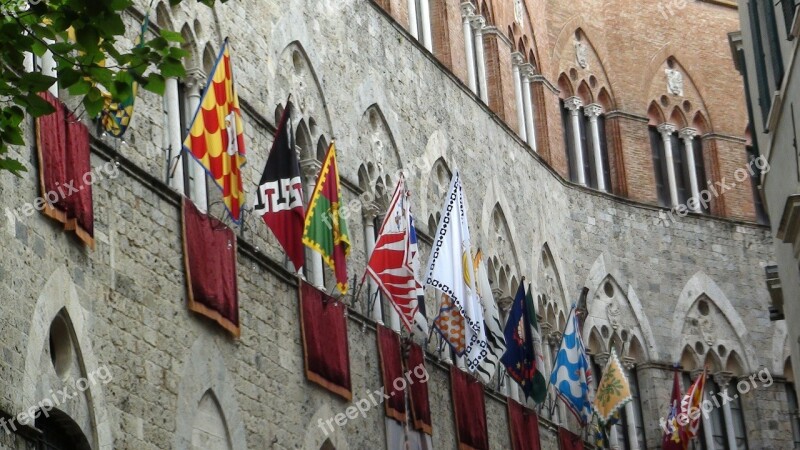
681,367,707,441
366,176,428,339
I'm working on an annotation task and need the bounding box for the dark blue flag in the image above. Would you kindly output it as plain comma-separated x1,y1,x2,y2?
501,282,545,402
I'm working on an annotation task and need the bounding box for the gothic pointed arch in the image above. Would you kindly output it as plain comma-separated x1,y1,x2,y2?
192,390,233,450
536,243,570,332
272,42,334,146
23,266,112,449
644,56,712,133
583,253,658,359
180,23,199,69
582,274,655,363
680,344,701,371
424,157,452,235
480,177,525,273
296,119,313,161
36,408,93,450
352,104,403,206
414,130,449,224
672,273,756,374
202,43,218,75
303,404,351,450
173,334,247,450
553,27,616,104
155,1,175,31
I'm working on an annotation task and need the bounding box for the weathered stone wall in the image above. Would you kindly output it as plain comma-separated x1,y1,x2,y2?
0,0,793,449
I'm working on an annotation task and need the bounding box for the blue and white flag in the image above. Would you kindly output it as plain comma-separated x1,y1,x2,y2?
550,305,593,425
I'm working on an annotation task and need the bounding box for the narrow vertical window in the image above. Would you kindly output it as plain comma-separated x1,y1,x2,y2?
650,126,670,207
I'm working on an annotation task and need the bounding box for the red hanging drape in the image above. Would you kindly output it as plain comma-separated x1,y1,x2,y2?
558,427,584,450
35,92,94,248
182,198,240,337
64,109,94,241
508,399,541,450
407,341,432,435
450,366,489,450
299,280,352,401
377,325,406,423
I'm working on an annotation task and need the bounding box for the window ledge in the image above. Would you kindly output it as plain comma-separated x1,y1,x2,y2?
765,91,783,133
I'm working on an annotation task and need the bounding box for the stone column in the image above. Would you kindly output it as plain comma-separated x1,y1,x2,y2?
584,103,606,192
407,0,419,39
511,52,527,141
300,158,324,288
658,123,679,207
622,358,641,450
680,127,701,211
565,97,586,185
363,201,383,324
715,371,738,449
23,51,34,73
471,15,488,103
165,78,185,193
419,0,432,51
389,301,401,332
548,331,565,424
460,3,477,93
521,64,537,151
185,69,208,211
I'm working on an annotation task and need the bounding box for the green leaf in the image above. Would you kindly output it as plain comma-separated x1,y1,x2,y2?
159,56,186,78
142,73,165,95
58,67,83,88
19,72,57,92
160,29,184,43
18,94,56,117
1,128,25,146
84,87,106,116
0,157,27,176
68,78,92,96
31,41,48,57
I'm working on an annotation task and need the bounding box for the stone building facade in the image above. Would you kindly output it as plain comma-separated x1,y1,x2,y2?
729,0,800,418
0,0,797,449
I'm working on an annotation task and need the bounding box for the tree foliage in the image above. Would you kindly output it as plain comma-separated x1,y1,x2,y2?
0,0,221,175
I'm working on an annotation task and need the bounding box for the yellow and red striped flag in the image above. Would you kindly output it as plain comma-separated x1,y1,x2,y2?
183,39,247,222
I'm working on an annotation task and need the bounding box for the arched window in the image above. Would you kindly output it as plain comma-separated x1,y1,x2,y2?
706,378,729,450
562,98,588,185
649,123,708,212
561,89,610,191
627,367,647,448
192,391,233,450
36,409,92,450
728,390,748,450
